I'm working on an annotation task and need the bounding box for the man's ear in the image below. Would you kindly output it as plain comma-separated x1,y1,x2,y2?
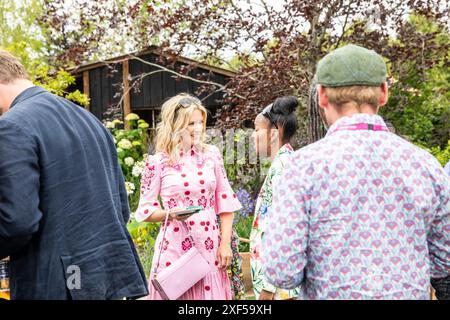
379,82,388,107
317,84,329,110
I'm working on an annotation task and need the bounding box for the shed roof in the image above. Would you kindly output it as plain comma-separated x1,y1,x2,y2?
68,46,236,78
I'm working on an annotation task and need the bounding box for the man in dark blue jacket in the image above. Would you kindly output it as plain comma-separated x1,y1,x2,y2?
0,50,148,299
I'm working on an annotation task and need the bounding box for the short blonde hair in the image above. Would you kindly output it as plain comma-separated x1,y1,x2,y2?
155,93,208,163
0,50,30,84
324,85,382,110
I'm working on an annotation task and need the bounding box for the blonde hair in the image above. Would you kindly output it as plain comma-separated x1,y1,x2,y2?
155,93,208,163
324,85,382,111
0,50,30,84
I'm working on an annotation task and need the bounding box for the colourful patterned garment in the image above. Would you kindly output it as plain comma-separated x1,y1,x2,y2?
229,229,246,300
445,160,450,176
250,143,301,299
136,145,242,300
262,113,450,300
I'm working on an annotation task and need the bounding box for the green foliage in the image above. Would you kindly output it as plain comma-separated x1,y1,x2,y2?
383,63,450,148
430,140,450,167
381,15,450,149
127,218,160,277
0,0,45,70
235,215,253,252
34,66,75,95
218,130,268,252
65,90,90,107
106,113,161,277
106,113,150,212
31,64,90,107
221,130,266,197
0,0,89,108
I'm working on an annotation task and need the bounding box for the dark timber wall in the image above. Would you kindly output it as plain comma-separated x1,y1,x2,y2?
70,51,233,129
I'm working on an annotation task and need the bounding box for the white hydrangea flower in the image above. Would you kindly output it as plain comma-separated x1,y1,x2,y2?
105,121,115,129
118,139,133,150
138,122,149,129
125,182,135,195
125,113,140,121
124,157,135,166
132,160,146,177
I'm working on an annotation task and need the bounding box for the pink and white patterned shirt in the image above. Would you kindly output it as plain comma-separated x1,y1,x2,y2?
262,113,450,300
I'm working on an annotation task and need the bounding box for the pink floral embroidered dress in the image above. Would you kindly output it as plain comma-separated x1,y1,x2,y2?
135,145,242,300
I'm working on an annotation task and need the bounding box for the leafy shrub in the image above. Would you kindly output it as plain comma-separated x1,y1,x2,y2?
105,113,160,277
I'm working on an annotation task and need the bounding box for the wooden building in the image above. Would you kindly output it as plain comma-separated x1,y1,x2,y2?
69,48,235,128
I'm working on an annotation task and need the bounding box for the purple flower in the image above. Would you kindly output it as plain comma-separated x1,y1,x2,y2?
234,187,255,222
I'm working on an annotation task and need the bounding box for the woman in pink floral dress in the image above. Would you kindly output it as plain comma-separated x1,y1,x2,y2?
135,93,242,300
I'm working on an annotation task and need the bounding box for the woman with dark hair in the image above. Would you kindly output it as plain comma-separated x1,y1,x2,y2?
250,96,301,300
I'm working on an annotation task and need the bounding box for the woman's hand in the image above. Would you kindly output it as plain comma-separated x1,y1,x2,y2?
168,208,193,222
216,241,233,269
217,212,234,269
259,289,275,300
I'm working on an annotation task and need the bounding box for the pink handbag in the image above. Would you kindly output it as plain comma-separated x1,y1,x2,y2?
151,211,211,300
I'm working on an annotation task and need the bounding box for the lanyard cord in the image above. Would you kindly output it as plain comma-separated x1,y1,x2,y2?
329,123,389,135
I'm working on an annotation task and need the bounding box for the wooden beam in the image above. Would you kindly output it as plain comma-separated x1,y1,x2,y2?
82,71,90,111
122,59,131,128
68,47,236,78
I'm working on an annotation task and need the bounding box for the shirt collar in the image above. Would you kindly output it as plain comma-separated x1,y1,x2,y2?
326,113,387,137
180,144,204,157
10,86,46,109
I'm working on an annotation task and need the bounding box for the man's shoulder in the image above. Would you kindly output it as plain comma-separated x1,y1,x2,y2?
278,140,327,179
290,137,331,163
5,89,101,129
0,100,38,139
395,136,443,169
445,160,450,175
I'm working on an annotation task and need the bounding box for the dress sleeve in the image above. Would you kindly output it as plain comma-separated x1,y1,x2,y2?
212,146,242,215
135,154,163,222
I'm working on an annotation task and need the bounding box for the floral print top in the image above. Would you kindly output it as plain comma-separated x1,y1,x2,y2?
250,143,301,299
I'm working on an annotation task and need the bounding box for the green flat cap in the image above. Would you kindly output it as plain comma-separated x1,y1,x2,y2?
316,44,387,87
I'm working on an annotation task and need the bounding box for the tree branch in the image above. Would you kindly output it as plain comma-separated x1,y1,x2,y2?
107,54,249,109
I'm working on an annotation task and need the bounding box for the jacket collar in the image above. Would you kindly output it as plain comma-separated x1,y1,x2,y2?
10,86,46,109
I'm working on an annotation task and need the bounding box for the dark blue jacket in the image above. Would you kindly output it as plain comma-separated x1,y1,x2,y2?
0,86,148,299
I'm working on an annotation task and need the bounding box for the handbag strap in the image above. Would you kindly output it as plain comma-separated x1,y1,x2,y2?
152,210,197,277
